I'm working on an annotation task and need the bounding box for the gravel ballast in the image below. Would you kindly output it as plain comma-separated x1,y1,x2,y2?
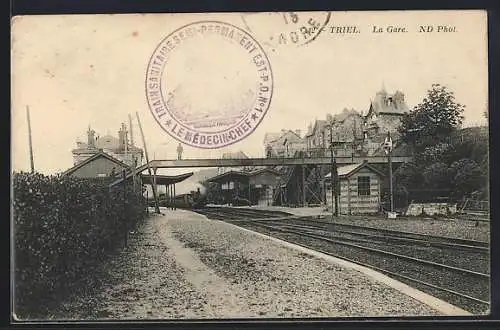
48,209,446,319
333,216,489,242
228,206,490,242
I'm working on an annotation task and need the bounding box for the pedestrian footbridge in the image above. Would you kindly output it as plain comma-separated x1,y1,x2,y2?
134,155,413,172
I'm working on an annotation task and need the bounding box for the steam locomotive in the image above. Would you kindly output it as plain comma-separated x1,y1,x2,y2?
148,188,207,209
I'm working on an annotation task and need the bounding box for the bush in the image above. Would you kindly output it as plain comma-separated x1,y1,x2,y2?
12,172,146,318
422,162,450,189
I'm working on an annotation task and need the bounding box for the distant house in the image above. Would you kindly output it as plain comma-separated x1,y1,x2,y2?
72,124,143,168
330,109,364,148
324,161,384,214
363,87,409,144
305,119,327,151
218,150,251,175
305,110,365,158
61,151,130,179
264,129,306,158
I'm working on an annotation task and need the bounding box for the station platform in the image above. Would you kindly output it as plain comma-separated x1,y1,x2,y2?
56,208,471,319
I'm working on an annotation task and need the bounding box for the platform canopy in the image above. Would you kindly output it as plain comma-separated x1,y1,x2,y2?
109,170,193,188
141,172,194,185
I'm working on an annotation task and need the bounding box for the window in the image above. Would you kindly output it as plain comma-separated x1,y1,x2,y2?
358,176,371,196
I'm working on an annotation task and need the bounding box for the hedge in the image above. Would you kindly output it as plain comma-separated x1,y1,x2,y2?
12,172,146,317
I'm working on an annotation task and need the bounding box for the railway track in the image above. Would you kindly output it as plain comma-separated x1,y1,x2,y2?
269,217,490,249
195,207,490,314
243,221,490,314
265,220,489,254
269,222,489,274
196,207,292,220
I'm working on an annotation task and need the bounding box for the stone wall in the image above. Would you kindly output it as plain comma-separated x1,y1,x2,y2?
405,203,458,216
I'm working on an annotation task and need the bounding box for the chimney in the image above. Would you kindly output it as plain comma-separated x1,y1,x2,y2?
87,125,96,149
118,123,127,152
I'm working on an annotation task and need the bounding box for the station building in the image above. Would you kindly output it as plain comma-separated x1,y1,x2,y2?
324,161,385,214
61,150,131,179
207,168,281,206
63,123,194,210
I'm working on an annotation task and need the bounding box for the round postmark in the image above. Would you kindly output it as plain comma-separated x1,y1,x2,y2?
145,21,274,149
241,12,331,48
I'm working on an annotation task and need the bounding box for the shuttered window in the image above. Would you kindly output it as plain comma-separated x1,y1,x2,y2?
358,176,371,196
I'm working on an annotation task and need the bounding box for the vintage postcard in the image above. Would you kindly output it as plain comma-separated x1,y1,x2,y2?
11,10,489,321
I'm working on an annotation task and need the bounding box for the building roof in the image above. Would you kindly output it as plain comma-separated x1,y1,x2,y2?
108,171,194,187
367,88,409,117
265,130,303,145
207,170,250,183
332,109,362,124
207,168,280,183
221,151,249,159
140,172,194,185
305,119,327,137
263,132,282,145
61,151,131,177
324,161,385,179
73,134,142,154
248,168,281,176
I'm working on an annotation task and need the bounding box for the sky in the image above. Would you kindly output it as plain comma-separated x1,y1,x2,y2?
11,10,488,175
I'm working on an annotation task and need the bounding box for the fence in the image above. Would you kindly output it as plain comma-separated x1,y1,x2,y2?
457,199,489,214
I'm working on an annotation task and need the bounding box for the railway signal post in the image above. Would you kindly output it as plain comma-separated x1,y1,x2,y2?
327,123,339,218
136,112,161,214
26,105,35,173
384,131,394,214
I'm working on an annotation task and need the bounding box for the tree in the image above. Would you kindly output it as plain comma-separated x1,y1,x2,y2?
399,84,465,151
422,162,450,190
394,162,423,189
417,142,452,166
448,159,485,198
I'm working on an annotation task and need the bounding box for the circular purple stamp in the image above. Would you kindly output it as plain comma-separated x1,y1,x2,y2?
145,21,274,149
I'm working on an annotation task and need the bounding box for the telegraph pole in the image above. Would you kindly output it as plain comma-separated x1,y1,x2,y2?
136,112,161,214
26,106,35,173
128,114,135,147
128,114,137,193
